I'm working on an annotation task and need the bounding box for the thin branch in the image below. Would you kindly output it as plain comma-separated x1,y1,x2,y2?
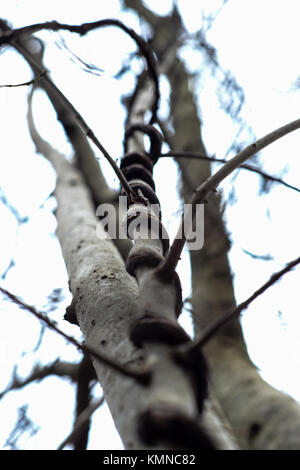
55,31,104,76
18,37,125,208
242,249,273,261
27,78,134,200
157,119,300,278
0,187,29,224
0,287,151,385
1,259,15,280
5,404,39,450
161,151,300,194
0,360,79,399
0,70,46,88
189,255,300,350
57,397,104,450
0,21,134,200
0,18,159,123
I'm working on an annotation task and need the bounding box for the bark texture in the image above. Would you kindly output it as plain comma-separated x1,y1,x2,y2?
123,0,300,449
119,68,235,448
28,79,233,448
27,95,148,448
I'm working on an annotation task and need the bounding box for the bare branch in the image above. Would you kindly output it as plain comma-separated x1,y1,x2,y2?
5,404,39,449
161,151,300,194
0,18,159,124
0,186,29,224
0,287,151,385
0,70,46,88
15,36,116,203
189,255,300,350
158,119,300,278
55,32,104,76
22,51,131,259
0,360,79,399
26,77,134,199
242,249,273,261
57,397,104,450
0,18,134,200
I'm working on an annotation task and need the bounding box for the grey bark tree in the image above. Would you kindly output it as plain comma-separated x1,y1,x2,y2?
1,1,300,450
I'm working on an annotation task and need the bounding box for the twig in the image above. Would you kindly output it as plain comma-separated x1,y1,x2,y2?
27,74,134,199
189,255,300,350
242,249,273,261
0,360,79,399
161,151,300,194
0,70,46,88
0,187,28,224
0,18,159,124
157,119,300,278
0,287,151,385
72,110,135,200
0,20,135,200
57,397,104,450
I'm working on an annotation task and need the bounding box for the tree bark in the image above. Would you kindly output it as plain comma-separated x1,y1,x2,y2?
122,0,300,449
27,78,234,448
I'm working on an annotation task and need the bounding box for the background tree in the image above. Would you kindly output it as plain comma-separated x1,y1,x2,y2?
1,0,300,450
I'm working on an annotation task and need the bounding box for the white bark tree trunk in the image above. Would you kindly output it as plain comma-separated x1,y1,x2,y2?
28,91,234,449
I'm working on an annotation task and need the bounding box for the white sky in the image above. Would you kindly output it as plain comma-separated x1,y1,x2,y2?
0,0,300,450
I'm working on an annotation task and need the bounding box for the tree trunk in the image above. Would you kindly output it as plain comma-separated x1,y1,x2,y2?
26,45,233,449
4,3,300,449
123,0,300,450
